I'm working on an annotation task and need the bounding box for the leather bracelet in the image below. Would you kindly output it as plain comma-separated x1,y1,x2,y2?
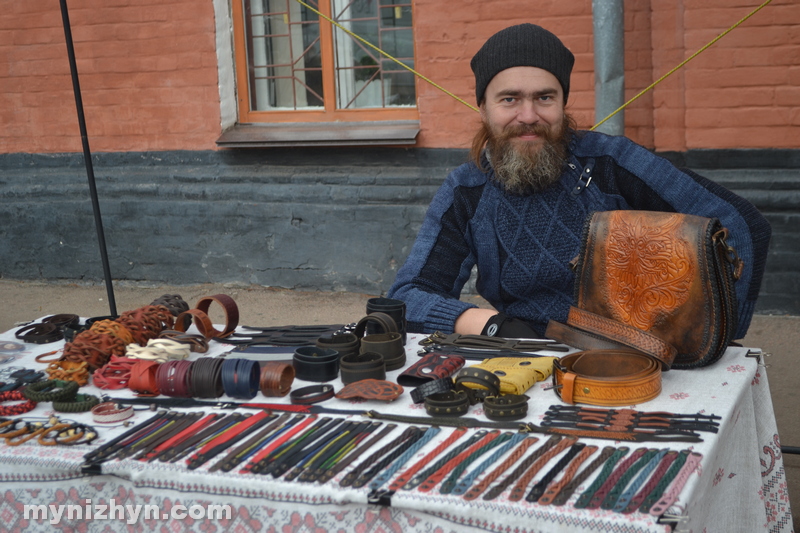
411,377,454,404
221,358,261,400
507,436,578,502
369,425,441,490
150,294,190,317
351,426,425,488
612,448,670,512
598,448,660,510
353,312,398,338
390,426,468,491
53,393,100,413
537,444,602,505
402,430,488,490
290,384,335,405
447,432,524,495
316,333,360,359
482,434,563,501
417,430,501,492
319,423,397,483
525,442,588,502
174,309,216,340
158,330,209,353
483,394,529,421
195,294,240,338
336,379,403,402
463,436,539,500
92,356,139,390
43,314,80,330
360,333,405,371
156,360,193,398
425,390,470,417
455,367,501,397
636,449,690,513
340,426,417,488
618,449,678,513
575,447,645,509
188,357,225,398
649,451,702,516
91,402,134,423
15,323,63,344
259,361,295,397
0,390,37,416
293,346,340,382
339,351,385,384
569,446,630,507
398,353,465,388
22,379,79,403
128,359,161,396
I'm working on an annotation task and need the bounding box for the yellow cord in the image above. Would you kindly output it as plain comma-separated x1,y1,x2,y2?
293,0,479,112
591,0,774,130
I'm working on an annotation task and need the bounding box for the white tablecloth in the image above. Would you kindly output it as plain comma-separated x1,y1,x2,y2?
0,326,793,533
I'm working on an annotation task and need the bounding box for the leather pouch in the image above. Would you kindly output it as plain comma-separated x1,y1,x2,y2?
547,210,741,369
397,352,465,387
460,357,557,395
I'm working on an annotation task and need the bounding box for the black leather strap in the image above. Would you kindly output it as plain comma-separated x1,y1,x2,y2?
455,367,501,396
15,323,63,344
339,351,385,384
290,384,335,405
411,377,453,404
424,390,470,417
483,394,530,421
42,314,80,330
292,346,340,382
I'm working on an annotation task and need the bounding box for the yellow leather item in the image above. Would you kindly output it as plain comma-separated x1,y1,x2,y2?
462,357,558,395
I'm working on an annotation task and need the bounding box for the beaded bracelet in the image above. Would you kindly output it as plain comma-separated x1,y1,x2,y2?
0,390,37,416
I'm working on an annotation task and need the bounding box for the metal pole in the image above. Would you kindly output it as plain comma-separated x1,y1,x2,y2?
592,0,625,136
58,0,117,316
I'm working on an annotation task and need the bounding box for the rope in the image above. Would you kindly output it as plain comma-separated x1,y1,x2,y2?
292,0,479,113
591,0,774,130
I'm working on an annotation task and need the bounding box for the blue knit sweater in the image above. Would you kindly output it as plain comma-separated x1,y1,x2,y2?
387,130,771,339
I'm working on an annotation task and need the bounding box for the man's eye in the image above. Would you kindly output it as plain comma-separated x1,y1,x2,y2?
540,95,552,101
502,97,515,103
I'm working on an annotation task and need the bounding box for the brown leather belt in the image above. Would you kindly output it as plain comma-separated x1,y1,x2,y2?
552,350,661,407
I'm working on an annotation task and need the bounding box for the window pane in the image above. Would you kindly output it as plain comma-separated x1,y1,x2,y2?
244,0,323,111
333,0,416,109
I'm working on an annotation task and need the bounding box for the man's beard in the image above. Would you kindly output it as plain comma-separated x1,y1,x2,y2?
485,114,572,195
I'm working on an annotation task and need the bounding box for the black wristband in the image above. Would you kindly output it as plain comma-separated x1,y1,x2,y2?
481,312,540,338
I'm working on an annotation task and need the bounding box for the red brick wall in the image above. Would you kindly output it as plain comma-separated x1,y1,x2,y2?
0,0,796,154
0,0,220,154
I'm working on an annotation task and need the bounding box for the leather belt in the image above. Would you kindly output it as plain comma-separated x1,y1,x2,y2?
15,323,63,344
360,333,405,371
424,390,470,417
293,346,339,382
195,294,239,338
43,314,80,330
552,350,662,407
290,384,335,405
339,351,385,384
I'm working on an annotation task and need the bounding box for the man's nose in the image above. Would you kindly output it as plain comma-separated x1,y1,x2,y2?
516,100,540,124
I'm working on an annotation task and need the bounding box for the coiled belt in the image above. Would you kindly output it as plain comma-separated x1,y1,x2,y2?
552,350,662,407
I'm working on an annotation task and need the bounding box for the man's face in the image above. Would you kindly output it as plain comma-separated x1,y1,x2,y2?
480,66,570,194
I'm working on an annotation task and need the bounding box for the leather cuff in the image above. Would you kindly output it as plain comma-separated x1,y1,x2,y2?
481,312,540,338
360,333,405,371
290,384,335,405
410,377,454,404
424,390,470,417
483,394,530,421
293,346,340,382
339,351,386,385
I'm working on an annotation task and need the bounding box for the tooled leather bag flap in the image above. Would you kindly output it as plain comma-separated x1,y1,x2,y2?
571,210,738,368
397,352,465,387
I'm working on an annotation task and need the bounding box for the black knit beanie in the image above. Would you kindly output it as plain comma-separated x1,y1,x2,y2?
471,23,575,105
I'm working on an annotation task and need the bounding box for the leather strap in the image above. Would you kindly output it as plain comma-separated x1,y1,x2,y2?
552,350,662,407
454,366,501,397
339,351,385,384
410,377,453,404
402,430,488,490
340,426,417,487
424,390,470,417
462,436,539,500
619,449,678,513
319,423,397,483
569,446,630,507
293,346,340,382
352,427,425,488
566,307,677,369
577,447,649,509
359,333,405,371
483,394,529,421
439,432,514,494
525,442,587,502
290,384,335,405
536,444,600,505
390,426,468,491
369,425,441,490
91,402,134,424
417,430,501,492
195,294,239,338
610,448,669,511
649,451,702,516
637,449,690,513
15,323,63,344
128,359,161,396
259,361,295,397
451,432,526,495
482,435,562,501
507,436,578,501
174,309,216,340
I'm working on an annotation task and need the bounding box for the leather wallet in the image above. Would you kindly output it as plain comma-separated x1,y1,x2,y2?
397,352,465,387
462,357,557,395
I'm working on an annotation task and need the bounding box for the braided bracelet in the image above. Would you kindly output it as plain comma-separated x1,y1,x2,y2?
22,379,79,403
53,393,100,413
0,391,37,416
91,402,134,424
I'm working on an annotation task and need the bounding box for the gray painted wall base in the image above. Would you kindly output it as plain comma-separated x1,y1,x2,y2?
1,148,797,315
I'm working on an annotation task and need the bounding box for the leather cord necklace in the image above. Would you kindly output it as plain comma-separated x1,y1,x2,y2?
462,436,539,501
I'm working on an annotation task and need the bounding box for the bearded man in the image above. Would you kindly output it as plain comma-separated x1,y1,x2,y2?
387,23,770,339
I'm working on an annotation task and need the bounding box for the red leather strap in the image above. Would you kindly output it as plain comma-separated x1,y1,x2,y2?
417,430,501,492
389,427,468,491
128,359,161,396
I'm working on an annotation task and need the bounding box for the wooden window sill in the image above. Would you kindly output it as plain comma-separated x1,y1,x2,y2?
216,121,420,148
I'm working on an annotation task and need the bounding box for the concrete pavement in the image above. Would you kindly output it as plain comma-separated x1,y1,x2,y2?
1,279,797,521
